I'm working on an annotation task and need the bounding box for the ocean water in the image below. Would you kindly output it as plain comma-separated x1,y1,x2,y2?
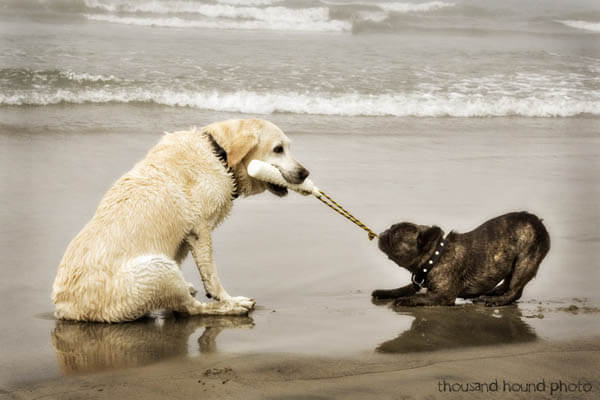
1,0,599,121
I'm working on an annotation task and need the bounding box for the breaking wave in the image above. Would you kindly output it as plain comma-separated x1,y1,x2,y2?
3,88,598,117
11,0,600,35
83,13,351,32
18,0,459,33
84,1,328,22
0,68,124,88
376,1,454,13
214,0,282,5
556,20,600,33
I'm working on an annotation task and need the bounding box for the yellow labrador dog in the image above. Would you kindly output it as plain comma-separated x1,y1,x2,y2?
51,119,309,322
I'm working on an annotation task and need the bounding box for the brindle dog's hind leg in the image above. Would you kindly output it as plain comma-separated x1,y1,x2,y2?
473,270,513,304
485,277,511,297
483,219,550,307
482,247,545,307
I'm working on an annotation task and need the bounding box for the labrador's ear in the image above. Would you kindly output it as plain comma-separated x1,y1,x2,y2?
204,120,259,168
417,226,443,250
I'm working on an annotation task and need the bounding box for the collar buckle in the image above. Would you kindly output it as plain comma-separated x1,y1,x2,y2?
412,273,426,289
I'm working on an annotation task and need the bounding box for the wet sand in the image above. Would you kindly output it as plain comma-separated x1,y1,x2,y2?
1,107,599,398
8,336,600,400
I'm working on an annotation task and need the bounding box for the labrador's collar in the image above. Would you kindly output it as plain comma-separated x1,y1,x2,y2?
412,235,447,290
205,132,239,200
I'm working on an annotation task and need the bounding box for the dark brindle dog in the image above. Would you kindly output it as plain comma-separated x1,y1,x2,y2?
373,212,550,307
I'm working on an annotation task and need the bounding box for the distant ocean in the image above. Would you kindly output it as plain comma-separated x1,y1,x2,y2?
1,0,599,118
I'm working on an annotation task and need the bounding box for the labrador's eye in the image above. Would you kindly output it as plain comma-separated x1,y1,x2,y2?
273,145,284,154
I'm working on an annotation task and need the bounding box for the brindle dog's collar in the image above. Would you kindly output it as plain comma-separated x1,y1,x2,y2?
412,236,447,290
205,132,239,199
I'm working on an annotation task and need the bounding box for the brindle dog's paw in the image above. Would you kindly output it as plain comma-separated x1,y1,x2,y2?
472,296,489,304
473,295,513,307
371,290,396,305
483,299,514,307
392,297,412,307
372,289,393,299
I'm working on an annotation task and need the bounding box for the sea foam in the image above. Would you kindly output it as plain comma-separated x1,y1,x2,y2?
80,0,454,33
84,1,328,23
556,20,600,33
376,1,455,13
322,0,454,12
214,0,282,5
3,88,598,117
83,13,351,32
62,71,121,83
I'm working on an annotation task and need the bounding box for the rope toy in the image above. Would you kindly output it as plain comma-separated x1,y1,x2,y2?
247,160,378,241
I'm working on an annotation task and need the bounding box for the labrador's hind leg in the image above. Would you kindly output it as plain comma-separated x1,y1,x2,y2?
120,255,248,321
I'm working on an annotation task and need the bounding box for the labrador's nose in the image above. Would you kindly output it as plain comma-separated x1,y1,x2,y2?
296,167,310,182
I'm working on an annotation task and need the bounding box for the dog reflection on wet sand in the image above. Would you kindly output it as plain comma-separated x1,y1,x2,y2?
51,315,253,374
376,305,537,353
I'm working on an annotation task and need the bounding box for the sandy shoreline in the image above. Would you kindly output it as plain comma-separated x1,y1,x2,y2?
7,335,600,399
1,109,599,398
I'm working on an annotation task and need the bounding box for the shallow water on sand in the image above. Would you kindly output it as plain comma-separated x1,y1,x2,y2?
1,107,599,386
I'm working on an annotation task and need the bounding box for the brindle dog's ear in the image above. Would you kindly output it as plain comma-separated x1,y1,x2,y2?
417,226,443,250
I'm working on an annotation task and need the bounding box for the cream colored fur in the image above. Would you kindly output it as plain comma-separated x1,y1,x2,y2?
51,119,304,322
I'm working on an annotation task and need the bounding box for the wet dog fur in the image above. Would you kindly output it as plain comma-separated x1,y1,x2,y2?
52,119,309,322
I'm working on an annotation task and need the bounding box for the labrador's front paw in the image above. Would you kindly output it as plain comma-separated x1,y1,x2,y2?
229,296,256,311
214,302,250,316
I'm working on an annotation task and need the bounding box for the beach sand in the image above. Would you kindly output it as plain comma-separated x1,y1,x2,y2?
7,336,600,399
1,107,599,398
